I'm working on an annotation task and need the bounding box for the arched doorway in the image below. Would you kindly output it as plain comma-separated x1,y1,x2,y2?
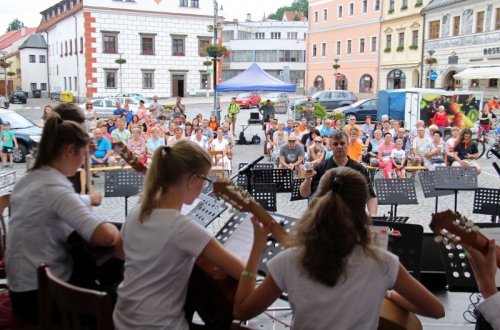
313,75,325,91
336,74,348,90
412,69,420,88
387,69,406,89
359,74,373,93
443,70,457,91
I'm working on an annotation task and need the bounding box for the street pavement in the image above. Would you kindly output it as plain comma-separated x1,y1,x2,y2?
7,97,500,329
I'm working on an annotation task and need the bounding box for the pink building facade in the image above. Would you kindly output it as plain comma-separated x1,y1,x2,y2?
306,0,382,95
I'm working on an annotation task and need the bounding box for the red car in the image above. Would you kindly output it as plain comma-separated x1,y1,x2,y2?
235,92,261,108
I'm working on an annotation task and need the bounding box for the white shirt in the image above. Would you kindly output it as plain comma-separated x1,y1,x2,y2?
267,246,399,330
412,136,430,155
190,135,208,149
211,137,229,152
113,207,211,330
6,167,104,292
478,292,500,330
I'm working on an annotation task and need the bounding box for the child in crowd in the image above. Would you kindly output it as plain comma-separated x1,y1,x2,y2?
1,121,18,167
391,138,407,178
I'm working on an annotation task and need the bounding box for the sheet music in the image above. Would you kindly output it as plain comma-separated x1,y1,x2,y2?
370,226,390,250
479,228,500,286
223,214,254,262
180,198,200,215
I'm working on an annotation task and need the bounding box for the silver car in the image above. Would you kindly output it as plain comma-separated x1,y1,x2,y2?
79,98,118,119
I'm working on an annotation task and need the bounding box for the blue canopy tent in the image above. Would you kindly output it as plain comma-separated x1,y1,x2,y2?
216,63,296,92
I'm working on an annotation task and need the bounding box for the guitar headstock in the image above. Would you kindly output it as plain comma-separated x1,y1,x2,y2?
430,210,480,250
212,180,257,213
112,141,148,175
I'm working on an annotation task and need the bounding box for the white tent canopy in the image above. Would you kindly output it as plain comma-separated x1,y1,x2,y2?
453,66,500,80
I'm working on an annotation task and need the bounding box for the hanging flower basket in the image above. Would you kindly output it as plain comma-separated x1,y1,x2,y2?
115,58,127,65
7,71,15,77
425,57,437,65
205,44,230,58
203,60,213,66
332,64,340,70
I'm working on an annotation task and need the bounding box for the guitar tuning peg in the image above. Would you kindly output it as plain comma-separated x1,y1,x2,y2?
465,221,474,228
472,225,480,232
434,235,444,243
447,242,456,249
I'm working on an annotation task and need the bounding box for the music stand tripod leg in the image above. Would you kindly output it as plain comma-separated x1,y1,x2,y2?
125,196,128,217
453,190,458,213
435,196,439,214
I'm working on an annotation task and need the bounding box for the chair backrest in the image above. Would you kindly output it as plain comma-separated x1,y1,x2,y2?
0,193,11,261
37,264,113,330
208,150,224,166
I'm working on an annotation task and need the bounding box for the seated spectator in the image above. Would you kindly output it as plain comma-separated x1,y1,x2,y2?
166,127,185,147
128,115,141,133
284,119,294,135
190,127,209,150
382,120,392,136
146,127,165,157
158,115,168,132
191,118,200,129
361,116,374,143
272,128,288,161
221,122,235,146
347,128,364,162
107,116,116,133
390,120,401,137
298,118,309,133
111,119,131,144
210,128,232,171
324,137,333,160
344,116,362,138
265,121,278,160
314,117,323,130
452,128,482,174
127,128,147,159
445,126,460,165
409,120,425,141
290,122,304,141
304,128,321,150
209,114,218,132
364,129,383,166
184,123,193,138
279,136,305,178
201,119,214,141
377,132,396,178
319,119,335,137
113,101,125,117
411,127,430,167
373,122,383,137
96,120,111,141
307,136,325,166
334,118,344,130
391,139,407,178
393,128,409,152
426,124,438,141
164,122,177,139
424,131,446,171
91,128,115,167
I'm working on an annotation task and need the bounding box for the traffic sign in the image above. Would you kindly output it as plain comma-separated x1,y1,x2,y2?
336,72,341,78
430,70,438,81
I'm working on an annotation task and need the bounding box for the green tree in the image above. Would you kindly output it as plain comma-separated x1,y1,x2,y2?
6,19,24,32
267,0,308,20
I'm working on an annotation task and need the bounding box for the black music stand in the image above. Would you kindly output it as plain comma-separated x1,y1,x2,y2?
418,171,455,213
373,221,424,279
104,170,144,216
374,179,418,218
187,193,228,228
290,178,308,201
252,169,293,193
236,163,274,188
437,223,500,292
473,188,500,223
372,216,409,223
434,167,478,213
252,183,277,212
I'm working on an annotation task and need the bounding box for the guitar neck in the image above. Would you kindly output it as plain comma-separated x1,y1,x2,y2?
470,230,500,269
250,205,289,247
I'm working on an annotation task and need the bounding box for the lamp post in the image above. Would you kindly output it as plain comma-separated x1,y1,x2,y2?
211,0,223,117
427,50,435,88
0,53,11,108
332,58,340,89
115,54,126,93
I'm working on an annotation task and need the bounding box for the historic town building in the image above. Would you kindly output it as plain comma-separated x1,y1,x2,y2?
422,0,500,98
37,0,216,102
379,0,429,90
306,0,381,95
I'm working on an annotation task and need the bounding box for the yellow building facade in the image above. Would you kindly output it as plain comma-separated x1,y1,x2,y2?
379,0,429,90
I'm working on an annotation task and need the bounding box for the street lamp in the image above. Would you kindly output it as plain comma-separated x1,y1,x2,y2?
0,52,11,108
427,50,436,88
115,54,126,93
210,0,223,117
332,58,340,89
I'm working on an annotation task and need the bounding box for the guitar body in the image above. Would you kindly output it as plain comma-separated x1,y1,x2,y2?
378,299,422,330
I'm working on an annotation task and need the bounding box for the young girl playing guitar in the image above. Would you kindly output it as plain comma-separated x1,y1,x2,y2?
113,140,244,329
234,167,445,328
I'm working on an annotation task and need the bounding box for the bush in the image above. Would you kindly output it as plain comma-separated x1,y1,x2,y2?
258,100,275,107
331,110,346,121
312,103,328,119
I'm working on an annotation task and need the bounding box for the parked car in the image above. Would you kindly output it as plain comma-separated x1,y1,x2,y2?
262,92,288,114
0,109,42,162
79,98,118,119
113,96,151,112
114,93,151,104
9,91,27,104
290,90,358,120
336,98,378,122
235,92,261,108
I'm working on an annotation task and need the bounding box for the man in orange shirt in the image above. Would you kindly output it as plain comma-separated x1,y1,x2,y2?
344,115,363,138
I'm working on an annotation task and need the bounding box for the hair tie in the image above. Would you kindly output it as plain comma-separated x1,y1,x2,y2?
331,177,344,194
162,146,171,157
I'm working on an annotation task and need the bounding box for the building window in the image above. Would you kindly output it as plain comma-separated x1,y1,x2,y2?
321,43,326,56
255,32,265,39
375,0,380,10
31,83,37,91
41,83,47,91
39,55,46,63
323,9,328,21
362,0,368,13
172,37,185,56
347,40,352,54
69,40,72,55
271,32,281,39
338,5,343,18
371,36,377,52
359,38,365,53
387,69,406,89
476,11,484,33
179,0,188,6
314,11,318,22
74,77,77,91
64,41,68,56
471,79,479,87
191,0,199,7
60,43,63,56
200,73,208,89
453,16,460,36
104,70,117,88
287,32,298,39
279,50,301,62
74,38,77,53
63,77,67,89
80,37,84,53
489,79,498,88
496,8,500,30
349,3,354,15
429,20,440,39
389,0,395,11
29,55,36,63
69,78,72,91
412,30,418,46
398,32,404,48
386,34,392,49
336,41,341,55
102,32,118,53
312,44,317,57
140,34,155,55
198,38,211,56
142,70,154,89
402,0,408,8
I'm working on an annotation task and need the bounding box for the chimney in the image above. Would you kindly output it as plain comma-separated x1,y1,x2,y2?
246,13,251,22
21,27,26,36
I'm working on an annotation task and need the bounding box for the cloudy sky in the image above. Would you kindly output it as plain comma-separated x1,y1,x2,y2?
0,0,289,33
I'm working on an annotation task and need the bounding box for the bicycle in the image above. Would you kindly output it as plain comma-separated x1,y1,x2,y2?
485,122,500,159
472,127,496,159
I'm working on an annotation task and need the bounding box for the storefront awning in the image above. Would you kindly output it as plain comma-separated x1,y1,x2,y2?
454,67,500,80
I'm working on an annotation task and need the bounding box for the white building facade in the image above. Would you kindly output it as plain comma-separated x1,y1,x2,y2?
38,0,217,102
18,35,49,98
222,16,307,91
422,0,500,98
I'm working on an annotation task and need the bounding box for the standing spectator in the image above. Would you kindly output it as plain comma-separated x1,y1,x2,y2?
424,131,446,170
167,127,185,147
344,116,363,138
1,121,18,168
478,103,492,139
90,128,115,167
150,95,163,114
113,101,125,117
146,127,165,157
40,105,53,128
111,119,131,144
346,128,364,163
215,96,222,124
258,99,276,123
227,97,240,135
190,127,209,150
84,101,97,132
433,106,448,135
361,116,374,143
127,128,147,159
378,132,396,178
136,100,148,124
301,95,314,122
391,139,407,178
452,128,482,174
173,97,185,114
279,136,305,178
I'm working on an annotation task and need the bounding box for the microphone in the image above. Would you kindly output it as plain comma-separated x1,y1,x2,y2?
238,156,264,174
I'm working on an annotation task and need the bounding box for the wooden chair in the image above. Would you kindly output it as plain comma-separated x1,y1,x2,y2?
208,150,226,179
37,264,113,330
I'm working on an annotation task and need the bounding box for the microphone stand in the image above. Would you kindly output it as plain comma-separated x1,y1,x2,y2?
229,155,264,195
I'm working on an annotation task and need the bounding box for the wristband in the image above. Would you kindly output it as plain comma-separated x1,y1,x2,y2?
241,270,256,280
